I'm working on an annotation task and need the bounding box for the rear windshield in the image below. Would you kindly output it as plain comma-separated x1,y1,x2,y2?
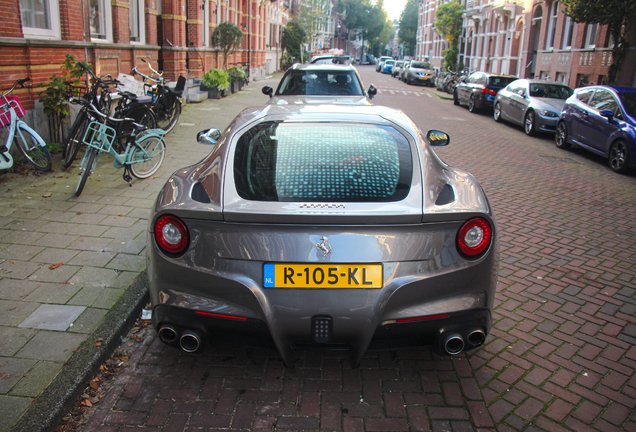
276,71,364,96
488,76,517,87
410,62,432,69
234,122,412,202
529,83,573,99
618,92,636,117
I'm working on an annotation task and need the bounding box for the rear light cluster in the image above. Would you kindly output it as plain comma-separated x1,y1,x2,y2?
481,87,498,95
154,214,189,255
456,217,492,258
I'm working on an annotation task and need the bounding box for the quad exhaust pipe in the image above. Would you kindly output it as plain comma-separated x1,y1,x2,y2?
443,333,465,355
467,329,486,347
179,330,202,352
158,326,177,344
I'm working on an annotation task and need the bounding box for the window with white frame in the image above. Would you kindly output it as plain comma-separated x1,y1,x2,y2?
129,0,145,43
20,0,61,39
89,0,112,41
584,23,598,48
546,1,558,49
561,15,574,48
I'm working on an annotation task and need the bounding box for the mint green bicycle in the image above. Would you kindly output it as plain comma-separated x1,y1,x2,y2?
73,98,167,196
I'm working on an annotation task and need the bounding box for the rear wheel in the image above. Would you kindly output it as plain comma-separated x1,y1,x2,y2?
129,135,166,179
468,95,477,112
524,110,536,136
155,96,181,133
608,140,631,174
75,147,98,197
453,90,460,106
14,128,51,171
493,102,502,122
555,121,570,149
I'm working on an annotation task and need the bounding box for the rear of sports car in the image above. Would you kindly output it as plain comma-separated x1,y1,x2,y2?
147,108,498,367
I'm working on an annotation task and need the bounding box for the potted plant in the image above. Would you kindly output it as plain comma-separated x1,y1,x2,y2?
227,66,246,93
200,68,229,99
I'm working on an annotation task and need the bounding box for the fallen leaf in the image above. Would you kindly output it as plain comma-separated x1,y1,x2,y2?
120,357,129,362
95,342,102,347
118,214,124,217
31,184,37,187
9,261,14,264
76,212,83,215
49,262,64,270
0,372,10,380
89,381,98,390
80,399,92,407
42,193,52,198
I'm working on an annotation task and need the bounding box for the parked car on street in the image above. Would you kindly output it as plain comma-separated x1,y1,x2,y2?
381,59,396,74
435,71,448,91
392,60,404,78
147,104,499,367
310,55,352,65
376,56,393,72
261,63,377,105
399,60,412,82
555,85,636,173
403,61,435,86
494,79,573,136
454,72,517,112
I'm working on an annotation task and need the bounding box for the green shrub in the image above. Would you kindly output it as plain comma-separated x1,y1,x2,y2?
227,67,246,82
201,68,230,91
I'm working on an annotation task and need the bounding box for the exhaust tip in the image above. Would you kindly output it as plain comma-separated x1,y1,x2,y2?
444,333,464,355
158,326,177,344
467,329,486,347
180,330,202,353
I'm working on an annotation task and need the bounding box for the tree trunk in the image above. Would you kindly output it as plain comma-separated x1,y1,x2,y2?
608,20,630,85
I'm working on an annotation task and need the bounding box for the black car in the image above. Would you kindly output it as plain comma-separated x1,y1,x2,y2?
454,72,518,112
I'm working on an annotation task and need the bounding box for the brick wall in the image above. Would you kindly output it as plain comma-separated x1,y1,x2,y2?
0,0,23,38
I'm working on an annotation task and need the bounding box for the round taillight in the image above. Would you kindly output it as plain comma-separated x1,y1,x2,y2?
154,215,189,255
456,217,492,258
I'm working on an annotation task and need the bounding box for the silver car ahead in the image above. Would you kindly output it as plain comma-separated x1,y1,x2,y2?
494,79,574,135
147,104,499,367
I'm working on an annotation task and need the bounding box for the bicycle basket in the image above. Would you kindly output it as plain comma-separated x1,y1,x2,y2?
0,96,26,128
66,83,89,99
83,121,117,152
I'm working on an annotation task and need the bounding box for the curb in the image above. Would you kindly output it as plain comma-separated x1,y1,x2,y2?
424,88,454,100
11,272,150,432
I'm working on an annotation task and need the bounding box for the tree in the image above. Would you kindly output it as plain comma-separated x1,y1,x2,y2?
211,22,244,70
435,1,463,70
338,0,386,60
398,0,419,57
561,0,636,84
281,19,307,68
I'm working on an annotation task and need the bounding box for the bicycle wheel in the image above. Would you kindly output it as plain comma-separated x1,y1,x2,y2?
155,95,181,133
63,111,89,168
129,134,166,179
75,147,98,197
14,128,51,171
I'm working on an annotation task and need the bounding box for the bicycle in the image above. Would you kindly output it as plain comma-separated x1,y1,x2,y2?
64,63,157,168
0,78,51,172
72,99,167,197
131,59,184,133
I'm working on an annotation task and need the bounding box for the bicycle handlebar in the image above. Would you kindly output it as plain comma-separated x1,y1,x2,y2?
131,66,164,84
1,77,32,99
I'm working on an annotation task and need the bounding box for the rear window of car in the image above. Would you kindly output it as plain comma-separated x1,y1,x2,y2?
234,122,413,202
488,76,517,87
276,71,364,96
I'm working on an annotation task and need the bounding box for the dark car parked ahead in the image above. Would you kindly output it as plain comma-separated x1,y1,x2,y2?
454,72,517,112
556,85,636,173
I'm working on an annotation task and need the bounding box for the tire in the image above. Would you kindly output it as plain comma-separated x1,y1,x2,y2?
129,134,166,179
494,102,502,122
524,110,536,136
155,96,181,133
468,95,477,113
608,139,631,174
555,121,570,149
14,128,51,171
75,147,98,197
64,112,89,168
453,90,460,106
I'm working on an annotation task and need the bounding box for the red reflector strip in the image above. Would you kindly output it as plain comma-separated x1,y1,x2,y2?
396,313,450,323
195,311,247,321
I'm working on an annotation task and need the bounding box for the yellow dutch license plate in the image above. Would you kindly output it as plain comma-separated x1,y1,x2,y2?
263,264,383,289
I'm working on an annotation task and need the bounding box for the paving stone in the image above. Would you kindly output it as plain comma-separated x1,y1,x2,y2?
18,304,85,331
0,245,44,261
8,360,63,397
0,395,33,432
0,357,38,394
0,279,40,301
0,260,41,280
15,330,85,362
27,263,81,283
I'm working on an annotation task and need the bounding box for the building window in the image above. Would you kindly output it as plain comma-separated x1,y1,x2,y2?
546,1,558,49
90,0,112,41
129,0,145,43
561,15,574,49
19,0,61,39
556,72,567,83
584,23,598,48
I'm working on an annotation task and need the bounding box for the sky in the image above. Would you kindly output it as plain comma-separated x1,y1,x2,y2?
382,0,407,22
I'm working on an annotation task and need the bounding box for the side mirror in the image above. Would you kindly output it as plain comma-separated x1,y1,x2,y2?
599,109,614,122
426,129,450,147
197,128,221,145
367,84,377,99
262,86,274,98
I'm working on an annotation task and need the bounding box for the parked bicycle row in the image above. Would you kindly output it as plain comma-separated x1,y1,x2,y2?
1,57,186,194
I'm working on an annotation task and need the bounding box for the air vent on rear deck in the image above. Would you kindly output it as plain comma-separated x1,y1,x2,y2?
191,182,211,203
435,184,455,206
